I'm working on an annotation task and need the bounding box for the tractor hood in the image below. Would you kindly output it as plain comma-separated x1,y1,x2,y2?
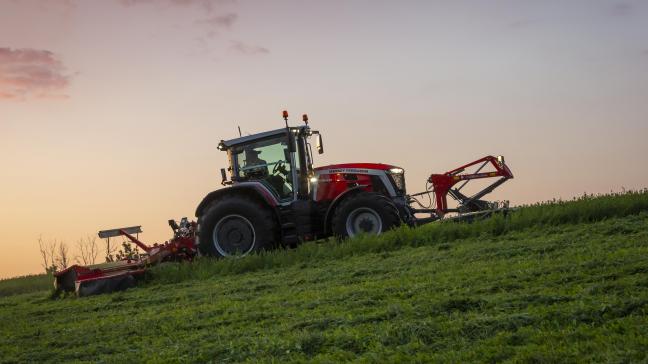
314,163,401,172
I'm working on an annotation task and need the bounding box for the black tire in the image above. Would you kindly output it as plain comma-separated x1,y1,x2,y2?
332,192,400,238
198,194,277,257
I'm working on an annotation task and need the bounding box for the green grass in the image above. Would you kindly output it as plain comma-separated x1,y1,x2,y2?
151,189,648,283
1,191,647,363
0,274,51,298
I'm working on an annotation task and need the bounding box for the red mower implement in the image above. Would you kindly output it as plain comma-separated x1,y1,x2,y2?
409,155,514,221
54,219,197,296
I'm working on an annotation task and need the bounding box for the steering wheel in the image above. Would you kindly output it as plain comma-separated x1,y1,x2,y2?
272,160,287,175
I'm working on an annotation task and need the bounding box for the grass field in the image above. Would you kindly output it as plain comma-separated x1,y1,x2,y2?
0,274,51,298
0,191,647,363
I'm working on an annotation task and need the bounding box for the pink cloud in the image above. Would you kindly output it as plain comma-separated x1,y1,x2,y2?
117,0,238,39
229,41,269,55
117,0,235,13
0,48,71,100
198,12,237,29
609,2,633,16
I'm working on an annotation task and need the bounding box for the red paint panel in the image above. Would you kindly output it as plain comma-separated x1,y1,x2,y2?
315,173,373,202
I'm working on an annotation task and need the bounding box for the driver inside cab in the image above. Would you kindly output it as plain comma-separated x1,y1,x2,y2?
244,146,291,198
244,148,268,179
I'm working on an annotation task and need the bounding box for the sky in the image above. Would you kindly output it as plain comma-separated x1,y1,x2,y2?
1,0,647,278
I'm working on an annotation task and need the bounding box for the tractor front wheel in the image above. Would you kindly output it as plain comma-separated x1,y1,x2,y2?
332,192,400,238
198,195,277,257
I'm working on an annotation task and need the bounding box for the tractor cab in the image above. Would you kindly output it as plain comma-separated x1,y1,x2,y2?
217,124,323,202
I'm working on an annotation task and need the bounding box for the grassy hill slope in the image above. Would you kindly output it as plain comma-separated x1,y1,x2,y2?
0,274,51,298
1,192,647,363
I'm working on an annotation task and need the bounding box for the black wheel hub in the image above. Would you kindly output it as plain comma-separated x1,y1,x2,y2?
346,207,383,237
358,218,375,232
213,215,255,256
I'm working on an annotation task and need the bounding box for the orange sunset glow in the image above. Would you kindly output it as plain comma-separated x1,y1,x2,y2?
1,0,647,279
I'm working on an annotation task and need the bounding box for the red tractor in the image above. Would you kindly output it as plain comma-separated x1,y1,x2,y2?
194,111,513,257
55,111,513,296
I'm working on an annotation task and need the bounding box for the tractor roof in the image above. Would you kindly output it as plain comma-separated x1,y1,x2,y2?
220,125,309,149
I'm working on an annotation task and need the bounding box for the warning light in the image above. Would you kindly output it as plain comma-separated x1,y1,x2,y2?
302,114,308,124
282,110,289,119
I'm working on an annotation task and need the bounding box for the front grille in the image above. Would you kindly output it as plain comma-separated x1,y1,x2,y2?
389,172,406,195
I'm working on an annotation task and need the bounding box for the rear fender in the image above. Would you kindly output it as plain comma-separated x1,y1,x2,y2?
195,182,279,218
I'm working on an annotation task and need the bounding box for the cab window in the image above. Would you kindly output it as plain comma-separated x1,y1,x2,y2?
232,136,294,200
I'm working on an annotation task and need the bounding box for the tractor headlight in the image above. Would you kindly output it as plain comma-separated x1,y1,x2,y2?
309,176,318,183
387,168,406,195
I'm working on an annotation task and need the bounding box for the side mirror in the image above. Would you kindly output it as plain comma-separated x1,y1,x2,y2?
220,168,227,185
316,133,324,154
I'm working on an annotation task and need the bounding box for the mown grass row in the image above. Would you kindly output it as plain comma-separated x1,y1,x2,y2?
149,189,648,284
0,274,52,298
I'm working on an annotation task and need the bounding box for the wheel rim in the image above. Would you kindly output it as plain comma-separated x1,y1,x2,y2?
212,214,256,256
346,207,383,237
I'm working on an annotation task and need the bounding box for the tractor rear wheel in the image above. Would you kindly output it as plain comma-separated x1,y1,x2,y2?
332,192,400,238
198,195,277,257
